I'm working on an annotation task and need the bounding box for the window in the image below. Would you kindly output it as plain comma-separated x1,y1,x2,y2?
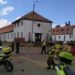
54,36,56,41
69,35,72,39
37,23,41,27
64,35,65,41
17,22,19,27
21,21,23,26
14,33,16,38
15,24,16,28
59,36,60,39
8,34,9,38
21,32,23,38
17,32,19,38
46,33,49,41
4,34,6,39
11,33,12,38
3,34,5,40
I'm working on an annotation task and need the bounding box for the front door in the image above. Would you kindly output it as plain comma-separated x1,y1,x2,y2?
35,33,42,42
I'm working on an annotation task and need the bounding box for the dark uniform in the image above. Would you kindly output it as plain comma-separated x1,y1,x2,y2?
41,40,47,54
16,42,20,54
47,43,62,69
12,42,14,51
47,48,55,69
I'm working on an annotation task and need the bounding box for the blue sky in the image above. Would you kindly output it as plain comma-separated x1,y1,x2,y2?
0,0,75,28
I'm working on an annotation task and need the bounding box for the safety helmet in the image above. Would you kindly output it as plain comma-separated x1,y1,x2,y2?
2,47,11,54
59,52,73,64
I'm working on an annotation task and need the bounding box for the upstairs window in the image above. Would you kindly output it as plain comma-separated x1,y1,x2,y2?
69,35,72,39
17,32,19,38
17,22,19,27
21,32,23,38
11,33,12,38
21,21,23,26
14,33,16,38
37,23,41,27
15,24,16,28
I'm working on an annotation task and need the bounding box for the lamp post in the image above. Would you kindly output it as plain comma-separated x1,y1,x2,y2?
31,1,38,44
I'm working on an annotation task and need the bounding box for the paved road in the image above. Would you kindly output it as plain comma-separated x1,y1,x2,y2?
0,55,55,75
0,47,75,75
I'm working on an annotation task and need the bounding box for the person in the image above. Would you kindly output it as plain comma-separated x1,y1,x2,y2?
54,42,62,50
55,51,73,75
47,42,62,69
41,40,47,54
59,51,73,65
16,42,20,54
47,48,56,69
54,42,62,56
12,42,14,51
62,41,72,53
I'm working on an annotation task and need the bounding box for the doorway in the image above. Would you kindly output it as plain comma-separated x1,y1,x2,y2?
35,33,42,42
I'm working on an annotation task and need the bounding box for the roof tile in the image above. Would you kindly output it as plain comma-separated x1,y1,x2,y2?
0,24,14,33
13,11,53,23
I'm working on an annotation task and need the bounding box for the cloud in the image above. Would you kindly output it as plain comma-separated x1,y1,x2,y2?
52,23,65,28
0,19,11,28
15,16,21,20
0,0,7,5
52,23,57,28
0,6,15,16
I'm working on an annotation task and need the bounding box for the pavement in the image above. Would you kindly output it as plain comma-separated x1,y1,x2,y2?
0,47,75,75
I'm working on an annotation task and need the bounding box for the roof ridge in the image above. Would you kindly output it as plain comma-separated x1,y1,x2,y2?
12,11,53,23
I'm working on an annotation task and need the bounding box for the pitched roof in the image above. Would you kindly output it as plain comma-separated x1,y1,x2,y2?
13,11,53,23
0,24,14,33
52,25,73,35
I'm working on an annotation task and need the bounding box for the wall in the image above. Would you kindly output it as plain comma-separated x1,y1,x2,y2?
52,34,73,42
14,20,52,42
0,32,14,42
73,28,75,41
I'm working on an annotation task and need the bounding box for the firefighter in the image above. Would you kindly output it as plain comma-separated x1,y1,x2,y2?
62,41,71,53
47,42,62,69
54,42,62,56
55,51,73,75
47,48,55,69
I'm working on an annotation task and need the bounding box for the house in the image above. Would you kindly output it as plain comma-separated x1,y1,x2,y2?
52,22,73,42
72,25,75,41
0,24,14,42
0,11,53,43
12,11,53,43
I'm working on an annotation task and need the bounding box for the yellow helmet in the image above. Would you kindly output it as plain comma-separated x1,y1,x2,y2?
2,47,11,53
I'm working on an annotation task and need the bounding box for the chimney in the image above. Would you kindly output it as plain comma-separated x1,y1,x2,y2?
65,21,70,26
65,22,67,26
68,21,70,26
